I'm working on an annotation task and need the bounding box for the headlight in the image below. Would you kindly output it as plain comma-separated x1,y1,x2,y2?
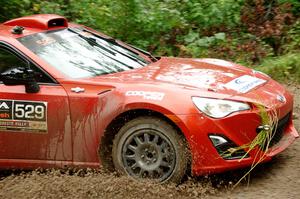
252,69,270,78
192,97,250,118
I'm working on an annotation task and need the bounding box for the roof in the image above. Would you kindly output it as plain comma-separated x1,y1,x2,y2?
0,14,69,39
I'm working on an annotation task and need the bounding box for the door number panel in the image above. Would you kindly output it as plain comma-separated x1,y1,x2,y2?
0,99,47,133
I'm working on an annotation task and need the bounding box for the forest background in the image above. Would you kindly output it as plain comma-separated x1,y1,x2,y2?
1,0,299,82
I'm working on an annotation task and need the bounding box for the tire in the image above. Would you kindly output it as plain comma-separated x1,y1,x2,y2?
112,116,189,184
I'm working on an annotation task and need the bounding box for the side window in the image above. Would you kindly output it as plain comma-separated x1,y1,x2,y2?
0,48,26,74
0,47,54,83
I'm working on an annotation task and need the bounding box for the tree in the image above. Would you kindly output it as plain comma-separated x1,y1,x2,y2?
241,0,294,55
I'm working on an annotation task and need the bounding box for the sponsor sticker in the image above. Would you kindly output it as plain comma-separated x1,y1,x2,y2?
0,99,47,133
225,75,266,93
126,91,165,101
36,37,56,46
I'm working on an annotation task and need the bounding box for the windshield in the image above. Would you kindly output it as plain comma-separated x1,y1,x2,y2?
18,28,150,78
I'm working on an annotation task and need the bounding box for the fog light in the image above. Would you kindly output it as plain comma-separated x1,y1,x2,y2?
209,134,248,160
209,135,228,146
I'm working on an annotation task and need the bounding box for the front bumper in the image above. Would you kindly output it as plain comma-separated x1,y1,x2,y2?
176,105,299,176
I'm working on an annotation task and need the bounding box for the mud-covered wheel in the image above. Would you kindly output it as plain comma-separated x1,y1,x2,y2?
112,116,189,184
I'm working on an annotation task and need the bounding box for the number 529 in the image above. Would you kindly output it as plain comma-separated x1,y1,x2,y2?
14,104,45,120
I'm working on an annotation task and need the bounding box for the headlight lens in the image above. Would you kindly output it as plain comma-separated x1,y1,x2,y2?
192,97,250,118
252,69,270,78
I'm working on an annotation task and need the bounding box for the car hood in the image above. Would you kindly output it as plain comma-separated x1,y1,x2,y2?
90,57,290,108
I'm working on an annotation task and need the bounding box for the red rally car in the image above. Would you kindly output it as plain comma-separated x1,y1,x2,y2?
0,14,298,183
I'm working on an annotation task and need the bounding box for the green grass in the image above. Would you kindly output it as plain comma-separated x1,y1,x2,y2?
255,52,300,83
224,104,279,187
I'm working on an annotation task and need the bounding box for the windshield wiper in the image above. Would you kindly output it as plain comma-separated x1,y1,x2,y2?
69,27,147,67
80,28,155,63
127,44,157,62
94,37,148,66
68,28,116,56
69,28,135,69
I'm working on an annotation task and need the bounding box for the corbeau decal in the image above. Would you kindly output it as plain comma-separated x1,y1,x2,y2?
0,99,48,133
126,91,165,101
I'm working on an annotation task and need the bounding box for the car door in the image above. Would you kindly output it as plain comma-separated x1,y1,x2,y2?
0,44,72,163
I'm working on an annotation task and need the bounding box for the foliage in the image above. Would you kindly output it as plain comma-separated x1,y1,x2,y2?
241,0,294,56
180,32,227,57
280,0,300,17
257,52,300,82
0,0,299,81
283,20,300,52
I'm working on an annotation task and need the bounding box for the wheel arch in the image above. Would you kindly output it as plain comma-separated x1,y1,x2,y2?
98,106,190,172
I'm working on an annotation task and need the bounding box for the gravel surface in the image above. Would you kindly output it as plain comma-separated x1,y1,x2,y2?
0,84,299,199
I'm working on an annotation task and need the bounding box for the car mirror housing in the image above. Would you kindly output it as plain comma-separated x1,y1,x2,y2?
0,67,40,93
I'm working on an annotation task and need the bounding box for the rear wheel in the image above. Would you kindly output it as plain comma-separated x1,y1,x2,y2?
112,117,189,184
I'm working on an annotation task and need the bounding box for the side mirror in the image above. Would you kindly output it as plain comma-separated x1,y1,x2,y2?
0,67,40,93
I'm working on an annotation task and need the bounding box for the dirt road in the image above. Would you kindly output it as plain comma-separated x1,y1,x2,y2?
0,84,299,199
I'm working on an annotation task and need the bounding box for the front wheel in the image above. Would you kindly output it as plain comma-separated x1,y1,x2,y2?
112,117,189,184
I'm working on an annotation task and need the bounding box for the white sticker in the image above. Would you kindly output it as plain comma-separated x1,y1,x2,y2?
126,91,165,101
0,99,48,133
225,75,266,93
